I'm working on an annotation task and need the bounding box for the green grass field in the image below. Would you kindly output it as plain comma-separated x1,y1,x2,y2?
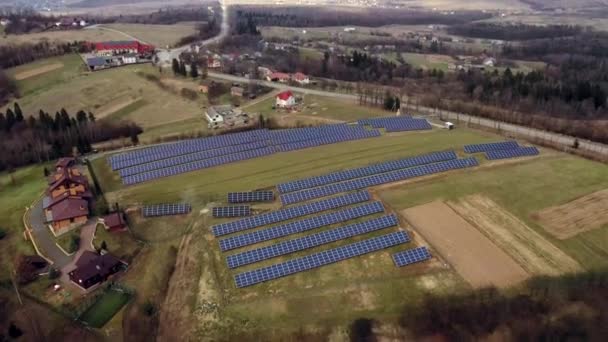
4,56,202,129
79,289,131,328
0,164,49,280
101,23,197,48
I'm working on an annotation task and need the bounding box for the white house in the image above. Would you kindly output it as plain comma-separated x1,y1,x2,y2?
0,19,10,27
276,91,296,108
483,57,496,67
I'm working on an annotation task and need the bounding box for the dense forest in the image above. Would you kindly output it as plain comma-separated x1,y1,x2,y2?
232,6,490,28
448,23,583,41
0,70,17,106
0,103,141,171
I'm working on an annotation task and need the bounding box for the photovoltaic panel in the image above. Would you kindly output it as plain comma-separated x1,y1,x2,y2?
234,231,410,288
485,146,540,160
281,158,479,205
392,247,431,267
142,203,191,217
119,141,269,177
226,214,399,268
212,191,371,237
275,130,381,152
463,141,519,154
228,191,274,203
219,201,385,251
212,206,251,218
277,151,457,194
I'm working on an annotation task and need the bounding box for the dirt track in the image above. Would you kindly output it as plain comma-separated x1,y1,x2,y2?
14,63,63,80
402,201,529,288
449,195,581,276
535,189,608,239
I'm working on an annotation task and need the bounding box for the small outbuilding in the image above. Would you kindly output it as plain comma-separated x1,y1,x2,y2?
99,212,127,232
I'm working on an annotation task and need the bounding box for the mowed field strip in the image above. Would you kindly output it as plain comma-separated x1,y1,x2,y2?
13,63,64,80
448,195,581,276
535,189,608,240
402,201,529,288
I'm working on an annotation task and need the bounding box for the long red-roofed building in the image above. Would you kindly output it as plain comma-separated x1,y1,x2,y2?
91,40,154,56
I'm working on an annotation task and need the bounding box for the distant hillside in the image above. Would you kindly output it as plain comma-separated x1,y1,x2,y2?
519,0,608,10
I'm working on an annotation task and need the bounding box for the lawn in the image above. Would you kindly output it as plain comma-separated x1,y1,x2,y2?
101,23,198,48
0,27,126,46
0,164,49,280
401,52,455,71
245,94,393,122
79,288,131,328
93,223,142,262
55,230,80,254
4,58,202,129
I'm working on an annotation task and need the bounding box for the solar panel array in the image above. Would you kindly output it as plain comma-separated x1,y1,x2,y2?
142,203,191,217
226,214,399,268
234,231,410,288
281,158,479,205
485,146,540,160
111,125,382,186
212,206,251,218
228,191,274,203
357,116,432,132
277,151,457,194
219,202,385,251
123,147,276,185
464,140,519,153
393,247,431,267
212,191,371,237
109,129,270,170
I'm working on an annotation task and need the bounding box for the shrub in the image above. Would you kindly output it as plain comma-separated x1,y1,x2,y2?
48,267,60,279
69,235,80,253
0,228,6,240
142,300,156,316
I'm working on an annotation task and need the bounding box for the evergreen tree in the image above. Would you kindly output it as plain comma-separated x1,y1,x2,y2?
5,108,15,131
0,113,6,132
190,62,199,78
43,167,50,177
172,58,180,75
130,129,139,145
76,110,88,124
179,60,187,76
88,112,96,122
14,102,23,122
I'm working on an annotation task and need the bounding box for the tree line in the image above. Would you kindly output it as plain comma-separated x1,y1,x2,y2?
0,41,89,69
0,103,142,171
0,69,17,106
447,23,583,41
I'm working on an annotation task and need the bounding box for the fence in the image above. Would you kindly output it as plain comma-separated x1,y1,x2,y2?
408,105,608,159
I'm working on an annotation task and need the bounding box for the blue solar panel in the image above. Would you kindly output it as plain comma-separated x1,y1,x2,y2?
281,158,479,205
276,129,381,152
357,116,431,132
119,141,269,177
393,247,431,267
234,231,410,288
212,191,371,237
485,146,540,160
277,151,457,194
463,141,519,154
228,191,274,203
142,203,191,217
219,201,385,251
212,206,251,218
226,214,399,268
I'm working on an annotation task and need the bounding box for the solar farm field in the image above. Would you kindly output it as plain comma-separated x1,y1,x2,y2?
89,125,608,339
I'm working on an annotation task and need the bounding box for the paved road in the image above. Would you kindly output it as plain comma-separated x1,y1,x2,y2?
29,200,71,268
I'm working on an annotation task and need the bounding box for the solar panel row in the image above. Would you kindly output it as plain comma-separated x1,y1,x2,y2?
219,201,385,251
122,147,275,185
234,231,410,288
463,140,519,154
383,118,432,132
281,158,479,205
227,191,274,203
119,141,269,177
142,203,191,217
212,206,251,218
392,247,431,267
277,151,457,194
110,129,270,170
212,191,371,237
485,146,539,160
226,214,399,268
276,129,381,152
358,116,413,127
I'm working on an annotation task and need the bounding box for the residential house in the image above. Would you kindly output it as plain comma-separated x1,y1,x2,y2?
205,105,251,129
483,57,496,67
68,251,126,290
207,55,222,69
291,72,310,85
257,66,272,79
199,84,209,93
47,168,91,199
99,212,127,232
231,86,245,97
267,72,290,83
44,196,89,235
0,18,10,26
276,91,296,108
55,157,75,172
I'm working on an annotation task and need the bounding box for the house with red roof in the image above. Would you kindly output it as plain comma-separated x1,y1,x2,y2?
276,91,296,108
92,40,154,56
291,72,310,85
99,212,128,232
267,72,291,83
44,196,89,235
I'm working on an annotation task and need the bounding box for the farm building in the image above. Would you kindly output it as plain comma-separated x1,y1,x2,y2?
205,105,252,129
276,91,296,108
68,251,127,290
91,41,154,56
99,212,128,232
